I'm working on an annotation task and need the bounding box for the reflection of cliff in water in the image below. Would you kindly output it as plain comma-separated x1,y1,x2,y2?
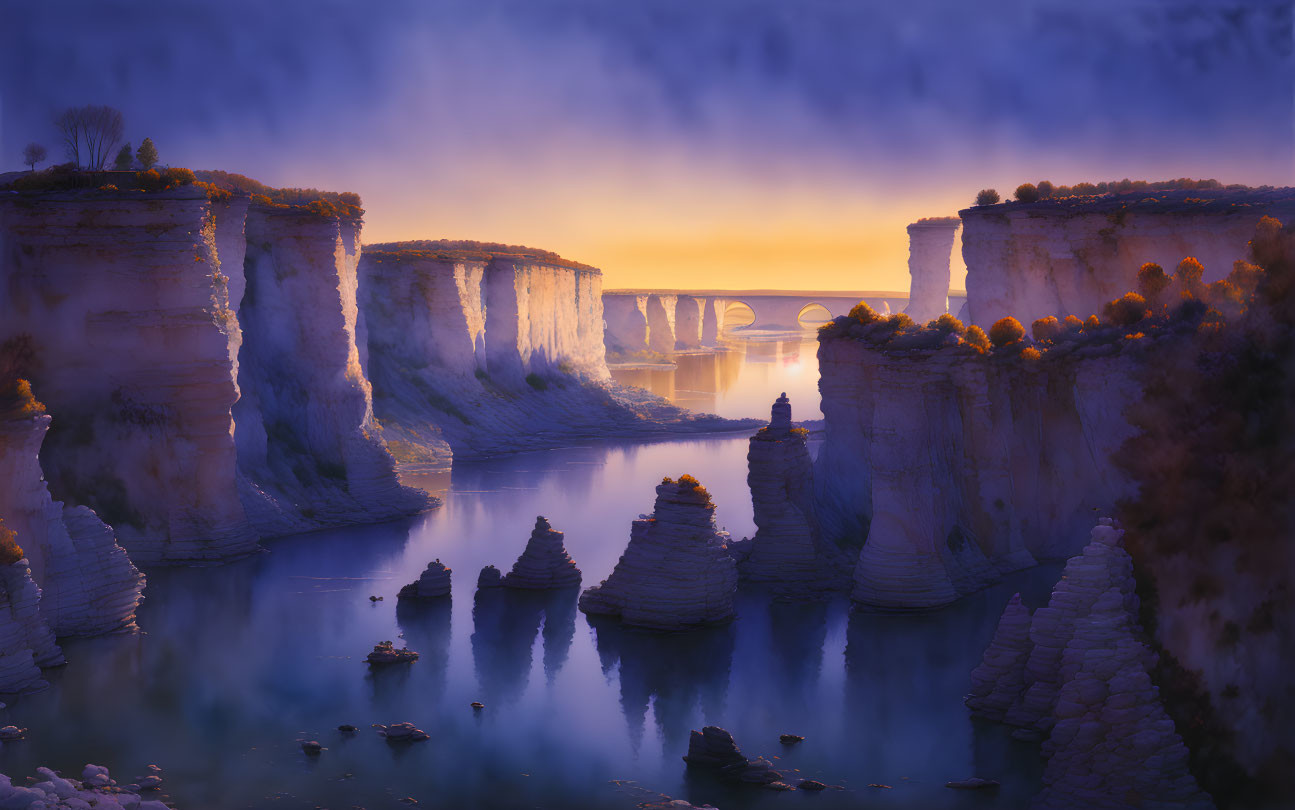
471,588,578,705
588,616,736,756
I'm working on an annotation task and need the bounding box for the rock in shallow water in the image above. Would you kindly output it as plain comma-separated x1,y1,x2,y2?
579,477,736,631
398,560,452,600
497,516,582,590
0,763,171,809
366,641,419,665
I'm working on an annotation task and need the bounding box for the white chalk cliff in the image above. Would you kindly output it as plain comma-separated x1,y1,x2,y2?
961,189,1295,327
579,477,736,630
966,520,1214,810
0,408,142,637
357,244,752,464
904,217,961,323
0,554,64,694
0,189,429,564
814,330,1144,608
730,394,851,590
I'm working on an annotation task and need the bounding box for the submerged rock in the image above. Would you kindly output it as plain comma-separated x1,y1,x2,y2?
0,763,171,809
398,560,452,601
377,722,430,742
578,476,736,630
498,517,582,589
733,395,851,592
366,641,419,665
966,520,1215,810
945,778,999,790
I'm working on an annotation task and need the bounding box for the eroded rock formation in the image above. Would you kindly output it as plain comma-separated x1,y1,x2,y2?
497,516,581,589
814,329,1145,608
398,560,452,600
0,409,142,636
961,188,1295,327
0,189,429,564
730,394,850,591
966,521,1213,810
0,555,64,693
904,217,961,323
579,476,736,630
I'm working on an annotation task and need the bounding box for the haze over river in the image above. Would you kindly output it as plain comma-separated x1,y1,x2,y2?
0,333,1054,809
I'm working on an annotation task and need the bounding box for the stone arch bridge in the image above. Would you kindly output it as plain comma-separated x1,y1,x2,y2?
602,289,964,355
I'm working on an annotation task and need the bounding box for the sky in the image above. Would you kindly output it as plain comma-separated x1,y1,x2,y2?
2,0,1293,291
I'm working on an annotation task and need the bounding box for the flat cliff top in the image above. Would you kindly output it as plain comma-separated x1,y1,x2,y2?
960,186,1295,219
364,239,599,273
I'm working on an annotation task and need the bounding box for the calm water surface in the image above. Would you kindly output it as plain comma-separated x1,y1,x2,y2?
0,337,1058,809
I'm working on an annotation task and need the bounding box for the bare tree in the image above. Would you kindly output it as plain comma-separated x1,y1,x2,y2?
53,105,125,169
22,143,47,172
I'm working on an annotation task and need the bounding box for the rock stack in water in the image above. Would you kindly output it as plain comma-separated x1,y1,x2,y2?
398,560,452,600
497,517,581,589
966,520,1214,809
731,394,851,591
0,553,65,693
682,726,787,787
578,476,736,630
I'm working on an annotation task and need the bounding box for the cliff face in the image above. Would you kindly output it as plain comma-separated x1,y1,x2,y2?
961,192,1295,327
233,211,429,535
904,217,961,323
0,191,259,563
0,412,142,636
0,191,427,563
0,557,64,693
359,247,751,463
814,334,1143,609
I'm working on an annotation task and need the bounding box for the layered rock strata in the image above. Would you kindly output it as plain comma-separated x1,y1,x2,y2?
904,217,961,323
0,556,64,693
497,516,581,589
579,477,736,630
357,245,754,464
961,188,1295,327
398,560,452,600
0,410,142,636
814,330,1145,608
0,190,427,563
730,394,851,591
966,521,1213,809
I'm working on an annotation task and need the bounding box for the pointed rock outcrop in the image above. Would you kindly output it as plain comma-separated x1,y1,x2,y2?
579,476,736,630
732,394,851,591
398,560,452,601
966,520,1214,809
0,552,64,693
499,517,581,589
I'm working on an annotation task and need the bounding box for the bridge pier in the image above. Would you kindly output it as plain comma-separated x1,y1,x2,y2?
645,294,677,354
674,296,705,349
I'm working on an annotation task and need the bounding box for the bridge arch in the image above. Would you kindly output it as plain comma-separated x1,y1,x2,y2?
723,301,756,329
796,302,833,329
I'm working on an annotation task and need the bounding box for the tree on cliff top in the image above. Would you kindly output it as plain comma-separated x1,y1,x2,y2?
54,105,124,170
974,188,1000,206
1014,183,1041,203
136,138,158,170
22,143,46,172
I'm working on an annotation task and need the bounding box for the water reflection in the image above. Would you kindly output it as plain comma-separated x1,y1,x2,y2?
609,334,822,420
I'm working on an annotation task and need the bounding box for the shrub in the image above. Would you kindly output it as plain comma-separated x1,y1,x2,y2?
1176,257,1206,299
932,313,965,334
1063,315,1084,332
675,473,712,503
1021,346,1043,361
886,312,914,330
988,316,1026,347
1036,180,1054,198
1103,292,1150,327
1032,316,1061,343
0,521,23,566
1137,262,1172,302
525,372,548,391
964,324,991,352
848,301,882,324
1084,314,1101,331
974,188,1000,206
1014,183,1041,203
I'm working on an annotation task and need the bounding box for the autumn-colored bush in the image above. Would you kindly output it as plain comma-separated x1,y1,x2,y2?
848,301,882,324
1103,292,1150,327
1176,257,1206,299
675,473,712,503
885,313,914,330
1063,315,1084,332
1137,262,1172,304
194,170,364,220
1020,346,1042,361
1083,314,1101,331
988,316,1026,347
194,181,232,202
963,324,991,352
974,188,1000,206
1035,180,1054,198
0,521,23,566
1031,316,1061,343
931,313,965,334
1014,183,1040,203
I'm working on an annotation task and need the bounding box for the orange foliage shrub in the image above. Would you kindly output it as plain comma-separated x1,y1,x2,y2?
1032,316,1061,343
0,520,23,566
1103,292,1150,327
988,317,1026,347
964,325,991,352
848,302,882,324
